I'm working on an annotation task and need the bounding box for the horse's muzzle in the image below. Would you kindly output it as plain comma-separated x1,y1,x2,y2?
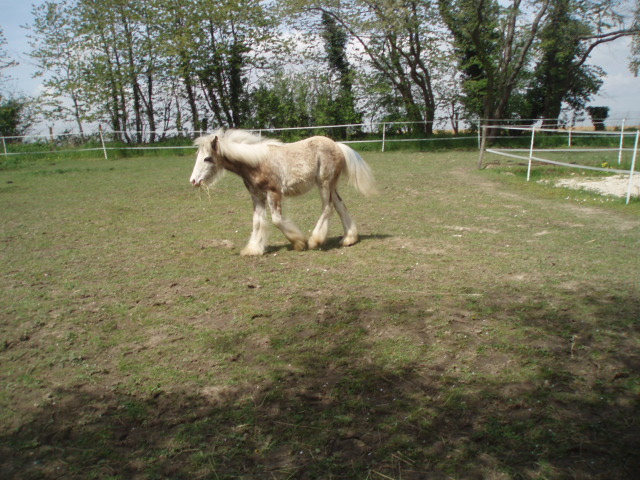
191,179,201,187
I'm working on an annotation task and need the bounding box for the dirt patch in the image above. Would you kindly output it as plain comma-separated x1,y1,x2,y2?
554,174,639,198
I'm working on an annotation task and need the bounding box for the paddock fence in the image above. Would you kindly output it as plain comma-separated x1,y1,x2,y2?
6,116,637,159
1,120,485,159
479,124,639,204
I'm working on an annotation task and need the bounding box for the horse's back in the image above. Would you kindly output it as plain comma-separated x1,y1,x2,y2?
270,136,343,196
273,136,341,164
286,135,337,151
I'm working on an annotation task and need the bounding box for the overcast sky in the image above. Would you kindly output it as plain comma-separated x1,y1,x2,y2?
2,0,640,131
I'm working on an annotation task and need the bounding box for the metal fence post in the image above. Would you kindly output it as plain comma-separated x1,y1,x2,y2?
617,118,626,165
99,125,108,160
477,125,487,169
626,130,639,205
526,127,536,182
381,123,386,152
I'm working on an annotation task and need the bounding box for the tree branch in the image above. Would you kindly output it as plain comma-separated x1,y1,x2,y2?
575,29,640,69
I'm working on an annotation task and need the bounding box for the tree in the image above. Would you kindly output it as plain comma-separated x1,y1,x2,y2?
0,27,17,80
530,0,637,128
289,0,446,135
192,0,277,128
157,0,278,130
439,0,551,128
319,11,361,133
26,0,282,138
586,105,609,130
1,26,31,139
363,0,442,135
526,0,601,127
248,71,316,131
28,0,143,140
629,0,640,75
0,97,32,138
440,0,639,133
76,0,167,142
28,0,90,137
157,0,204,132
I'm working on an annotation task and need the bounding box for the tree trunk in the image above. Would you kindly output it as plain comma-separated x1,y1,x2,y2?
183,73,200,133
121,14,142,143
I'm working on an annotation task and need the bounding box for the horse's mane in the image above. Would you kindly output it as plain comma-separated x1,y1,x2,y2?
195,128,282,166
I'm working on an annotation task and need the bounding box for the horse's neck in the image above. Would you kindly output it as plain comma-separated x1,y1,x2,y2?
221,155,255,180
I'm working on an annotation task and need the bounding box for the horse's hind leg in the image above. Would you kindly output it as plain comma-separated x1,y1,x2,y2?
267,192,307,251
332,190,358,246
308,187,334,250
241,195,269,256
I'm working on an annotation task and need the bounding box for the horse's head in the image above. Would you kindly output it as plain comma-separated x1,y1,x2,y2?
190,135,224,187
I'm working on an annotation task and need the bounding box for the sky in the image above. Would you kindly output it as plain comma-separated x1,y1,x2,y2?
1,1,38,96
2,0,640,133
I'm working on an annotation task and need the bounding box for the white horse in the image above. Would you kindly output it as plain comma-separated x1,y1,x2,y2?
190,128,377,256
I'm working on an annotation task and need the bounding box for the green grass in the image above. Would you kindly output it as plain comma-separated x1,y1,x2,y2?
0,149,639,479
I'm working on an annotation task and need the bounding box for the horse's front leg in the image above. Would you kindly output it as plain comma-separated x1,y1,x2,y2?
267,192,307,251
241,194,269,256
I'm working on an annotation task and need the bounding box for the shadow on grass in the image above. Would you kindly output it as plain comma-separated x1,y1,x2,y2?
1,284,638,479
265,233,393,254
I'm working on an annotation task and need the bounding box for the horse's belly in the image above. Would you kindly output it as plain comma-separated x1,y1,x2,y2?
281,176,315,196
279,162,316,196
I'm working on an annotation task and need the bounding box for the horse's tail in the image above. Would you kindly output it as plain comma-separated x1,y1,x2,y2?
337,143,378,197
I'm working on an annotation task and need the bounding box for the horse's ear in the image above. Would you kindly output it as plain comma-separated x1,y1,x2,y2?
211,136,219,154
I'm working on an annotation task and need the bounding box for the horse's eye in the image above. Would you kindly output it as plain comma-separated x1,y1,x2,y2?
203,157,214,164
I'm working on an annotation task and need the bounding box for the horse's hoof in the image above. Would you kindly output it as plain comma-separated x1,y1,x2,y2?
341,235,358,247
292,239,307,251
241,246,264,256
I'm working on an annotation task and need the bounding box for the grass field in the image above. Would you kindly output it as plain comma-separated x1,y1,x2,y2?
1,148,639,479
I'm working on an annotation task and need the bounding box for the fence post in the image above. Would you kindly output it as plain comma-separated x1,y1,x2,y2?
1,136,6,156
477,125,487,169
381,123,386,152
617,118,626,165
568,127,572,148
99,125,108,160
526,127,536,182
625,130,639,205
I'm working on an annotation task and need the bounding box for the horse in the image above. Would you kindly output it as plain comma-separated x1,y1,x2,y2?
189,128,377,256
